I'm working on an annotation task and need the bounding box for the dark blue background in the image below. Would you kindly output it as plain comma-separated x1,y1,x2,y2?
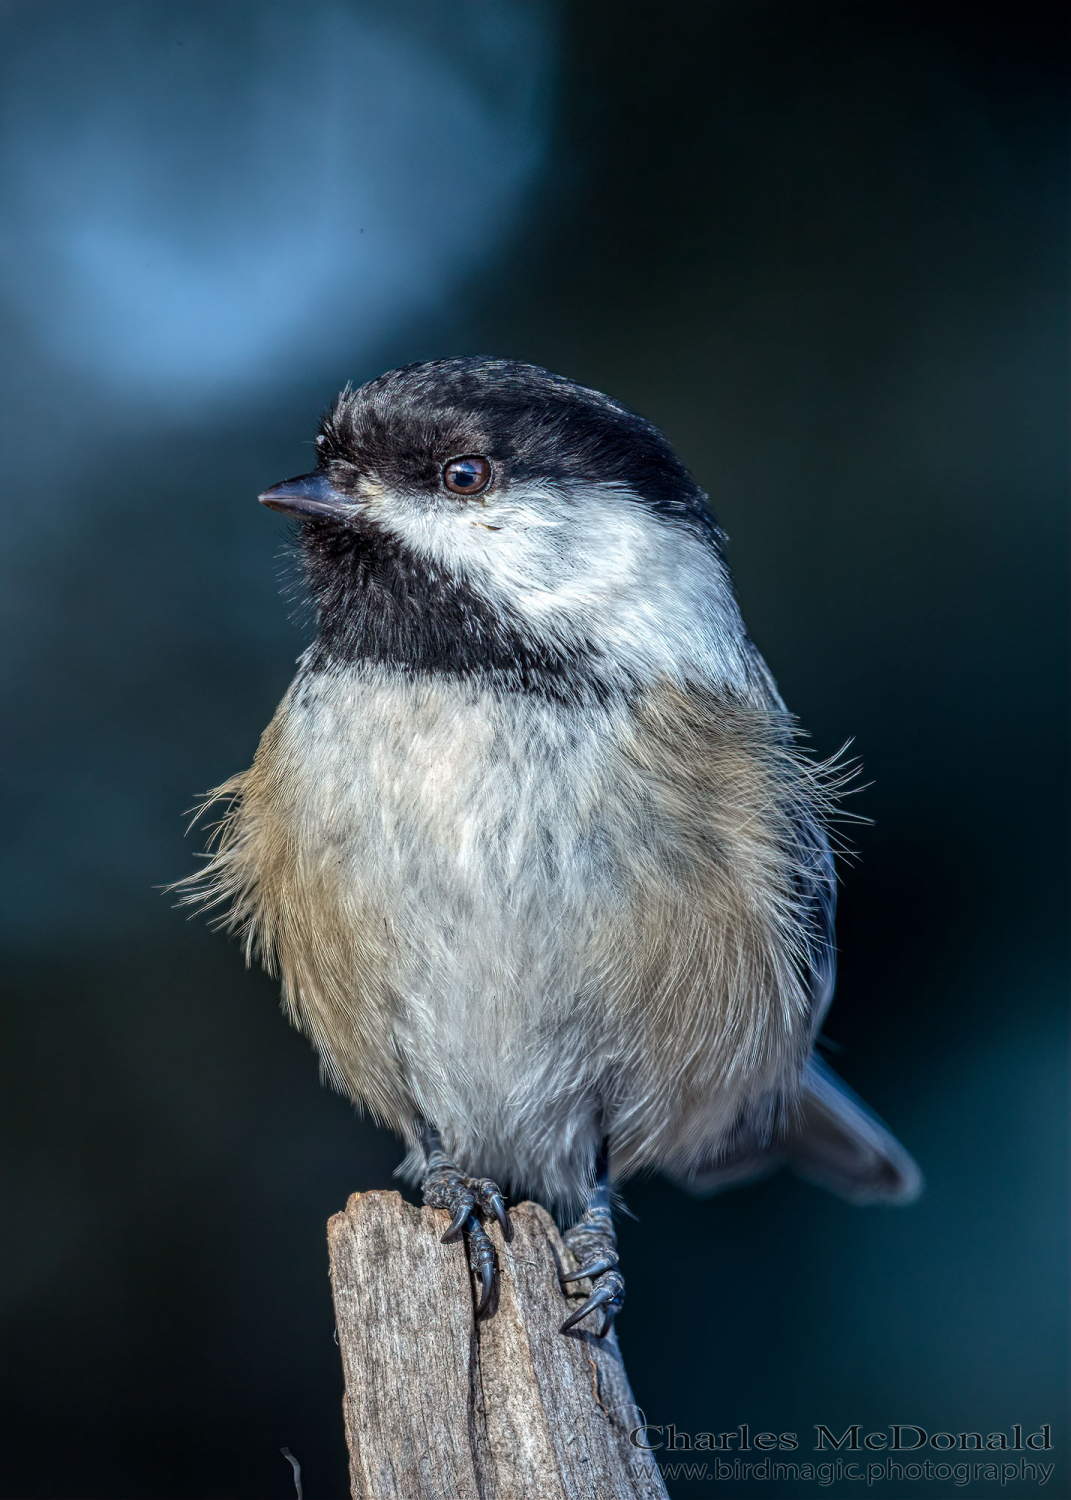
2,3,1066,1496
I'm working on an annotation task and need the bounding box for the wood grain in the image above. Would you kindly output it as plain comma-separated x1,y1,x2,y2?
327,1192,667,1500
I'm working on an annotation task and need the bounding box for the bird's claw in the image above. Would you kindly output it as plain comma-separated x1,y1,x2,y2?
422,1165,513,1240
560,1256,615,1282
485,1188,513,1242
441,1194,474,1243
421,1158,511,1316
560,1271,625,1337
560,1207,624,1337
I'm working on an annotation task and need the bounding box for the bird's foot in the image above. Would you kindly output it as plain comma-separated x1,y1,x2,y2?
560,1202,624,1337
421,1154,513,1317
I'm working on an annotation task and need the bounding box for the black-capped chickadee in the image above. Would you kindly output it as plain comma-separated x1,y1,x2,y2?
184,358,921,1335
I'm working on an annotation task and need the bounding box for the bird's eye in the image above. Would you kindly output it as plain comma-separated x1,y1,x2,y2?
443,455,493,496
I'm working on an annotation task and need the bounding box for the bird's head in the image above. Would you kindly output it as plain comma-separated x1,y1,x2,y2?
260,358,761,699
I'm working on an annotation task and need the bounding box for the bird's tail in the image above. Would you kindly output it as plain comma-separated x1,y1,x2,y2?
672,1056,922,1206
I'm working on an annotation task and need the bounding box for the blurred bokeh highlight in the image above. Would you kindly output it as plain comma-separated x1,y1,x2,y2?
1,3,1066,1496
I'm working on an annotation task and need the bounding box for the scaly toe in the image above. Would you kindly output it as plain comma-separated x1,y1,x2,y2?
466,1215,497,1316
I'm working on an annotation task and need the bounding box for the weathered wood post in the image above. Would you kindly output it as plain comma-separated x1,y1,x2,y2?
327,1192,668,1499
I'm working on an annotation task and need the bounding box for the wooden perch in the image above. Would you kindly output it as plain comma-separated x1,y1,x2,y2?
328,1192,668,1500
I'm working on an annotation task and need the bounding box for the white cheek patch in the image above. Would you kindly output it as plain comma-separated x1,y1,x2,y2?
364,480,758,693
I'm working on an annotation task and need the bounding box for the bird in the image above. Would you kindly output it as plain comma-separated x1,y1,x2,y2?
183,356,921,1336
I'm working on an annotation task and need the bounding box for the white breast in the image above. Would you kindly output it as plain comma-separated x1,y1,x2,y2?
278,663,637,1198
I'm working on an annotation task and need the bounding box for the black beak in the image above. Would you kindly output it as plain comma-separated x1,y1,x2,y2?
258,471,353,519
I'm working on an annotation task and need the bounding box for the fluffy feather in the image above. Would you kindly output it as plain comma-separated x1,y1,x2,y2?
182,661,845,1208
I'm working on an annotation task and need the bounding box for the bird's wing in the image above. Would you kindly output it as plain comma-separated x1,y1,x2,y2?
646,676,920,1206
695,741,922,1205
781,800,922,1204
671,1055,923,1205
789,803,838,1038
